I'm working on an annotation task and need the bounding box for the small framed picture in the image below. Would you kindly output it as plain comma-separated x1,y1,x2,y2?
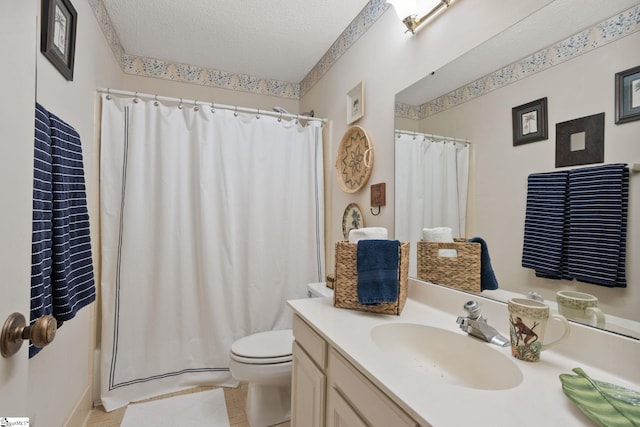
512,97,548,146
555,112,605,168
346,82,364,124
41,0,78,81
615,65,640,124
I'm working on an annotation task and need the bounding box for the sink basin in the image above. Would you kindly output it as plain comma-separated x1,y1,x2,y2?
370,323,523,390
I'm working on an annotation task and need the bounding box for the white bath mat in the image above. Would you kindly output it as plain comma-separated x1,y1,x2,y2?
121,388,230,427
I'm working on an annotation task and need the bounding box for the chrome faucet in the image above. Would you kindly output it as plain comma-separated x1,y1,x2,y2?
456,300,510,347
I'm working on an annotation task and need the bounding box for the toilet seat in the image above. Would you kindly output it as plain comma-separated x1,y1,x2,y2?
230,329,293,365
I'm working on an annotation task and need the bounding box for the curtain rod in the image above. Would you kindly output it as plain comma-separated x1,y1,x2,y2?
395,129,471,144
97,88,327,124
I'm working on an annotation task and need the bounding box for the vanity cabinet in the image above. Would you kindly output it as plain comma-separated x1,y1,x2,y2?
292,314,327,427
327,348,420,427
292,314,420,427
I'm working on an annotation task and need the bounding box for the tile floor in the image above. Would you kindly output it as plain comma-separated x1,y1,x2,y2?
84,384,290,427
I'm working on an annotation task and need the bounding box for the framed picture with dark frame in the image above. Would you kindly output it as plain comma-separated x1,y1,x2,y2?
615,65,640,124
41,0,78,81
512,97,548,146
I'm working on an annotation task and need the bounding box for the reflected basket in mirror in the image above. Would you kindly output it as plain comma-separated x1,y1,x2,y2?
417,239,481,293
333,241,410,315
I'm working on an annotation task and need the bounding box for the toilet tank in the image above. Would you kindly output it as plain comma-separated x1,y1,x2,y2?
307,282,334,298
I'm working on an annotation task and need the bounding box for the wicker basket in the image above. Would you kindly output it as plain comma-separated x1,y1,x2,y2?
333,241,409,315
417,239,481,293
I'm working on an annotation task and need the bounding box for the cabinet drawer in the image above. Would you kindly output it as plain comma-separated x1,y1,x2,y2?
293,314,327,369
328,348,419,427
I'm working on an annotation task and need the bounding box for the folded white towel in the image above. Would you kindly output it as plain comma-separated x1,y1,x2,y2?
422,227,454,242
422,227,457,257
348,227,388,243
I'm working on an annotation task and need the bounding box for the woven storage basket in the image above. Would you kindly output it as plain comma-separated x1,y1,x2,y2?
333,241,409,315
417,239,481,293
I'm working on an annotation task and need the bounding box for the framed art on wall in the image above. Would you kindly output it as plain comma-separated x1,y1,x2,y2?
555,112,605,168
615,65,640,124
41,0,78,81
512,97,548,146
346,82,364,124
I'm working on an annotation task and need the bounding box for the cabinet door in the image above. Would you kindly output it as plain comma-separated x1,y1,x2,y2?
329,349,420,427
326,386,368,427
292,341,326,427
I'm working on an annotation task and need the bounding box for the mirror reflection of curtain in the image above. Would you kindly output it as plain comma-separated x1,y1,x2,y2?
395,132,469,276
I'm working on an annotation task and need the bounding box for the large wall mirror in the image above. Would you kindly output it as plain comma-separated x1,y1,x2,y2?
395,0,640,339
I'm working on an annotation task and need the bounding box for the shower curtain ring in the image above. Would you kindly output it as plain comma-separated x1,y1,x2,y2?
154,95,159,106
133,92,139,103
178,98,183,110
106,88,112,100
234,106,238,117
194,100,199,112
256,108,260,119
210,102,215,114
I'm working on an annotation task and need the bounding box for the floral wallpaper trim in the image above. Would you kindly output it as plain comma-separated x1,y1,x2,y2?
300,0,390,97
396,4,640,120
88,0,389,100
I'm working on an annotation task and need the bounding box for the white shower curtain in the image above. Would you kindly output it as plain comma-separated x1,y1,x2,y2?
99,95,325,411
395,133,469,276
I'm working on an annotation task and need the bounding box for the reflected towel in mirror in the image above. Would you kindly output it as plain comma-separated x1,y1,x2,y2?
468,237,499,291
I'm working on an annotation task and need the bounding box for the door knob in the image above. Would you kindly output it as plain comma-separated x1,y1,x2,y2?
1,313,57,358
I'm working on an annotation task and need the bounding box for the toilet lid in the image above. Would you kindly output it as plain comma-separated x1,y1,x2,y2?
231,329,293,364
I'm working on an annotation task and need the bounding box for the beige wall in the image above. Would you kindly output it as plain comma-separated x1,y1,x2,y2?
299,0,556,272
419,32,640,322
10,0,583,425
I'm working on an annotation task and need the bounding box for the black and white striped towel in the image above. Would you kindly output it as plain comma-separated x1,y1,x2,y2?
522,170,569,277
30,103,95,357
566,164,628,287
522,164,628,288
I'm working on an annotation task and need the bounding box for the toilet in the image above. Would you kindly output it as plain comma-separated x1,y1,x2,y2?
229,282,334,427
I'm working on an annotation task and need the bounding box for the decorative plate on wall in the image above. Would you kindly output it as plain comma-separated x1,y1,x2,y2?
336,126,373,193
342,203,364,240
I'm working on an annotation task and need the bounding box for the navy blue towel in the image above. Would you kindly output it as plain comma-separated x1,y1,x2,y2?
31,104,54,357
468,237,499,291
521,170,569,278
356,240,400,305
566,164,628,287
30,103,96,358
521,164,628,288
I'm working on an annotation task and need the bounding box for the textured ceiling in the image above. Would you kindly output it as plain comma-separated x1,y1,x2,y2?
102,0,371,84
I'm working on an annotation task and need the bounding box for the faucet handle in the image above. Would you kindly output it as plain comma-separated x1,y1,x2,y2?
463,300,482,319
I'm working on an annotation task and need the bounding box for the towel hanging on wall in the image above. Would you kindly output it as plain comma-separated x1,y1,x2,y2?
522,163,629,288
566,164,628,287
30,103,95,358
522,170,569,278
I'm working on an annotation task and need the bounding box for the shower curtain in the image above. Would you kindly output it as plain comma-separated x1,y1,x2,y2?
394,132,469,276
99,95,325,411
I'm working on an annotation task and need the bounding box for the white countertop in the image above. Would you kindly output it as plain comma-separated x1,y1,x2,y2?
288,280,640,426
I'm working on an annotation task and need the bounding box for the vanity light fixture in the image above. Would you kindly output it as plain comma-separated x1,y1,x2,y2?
387,0,452,34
